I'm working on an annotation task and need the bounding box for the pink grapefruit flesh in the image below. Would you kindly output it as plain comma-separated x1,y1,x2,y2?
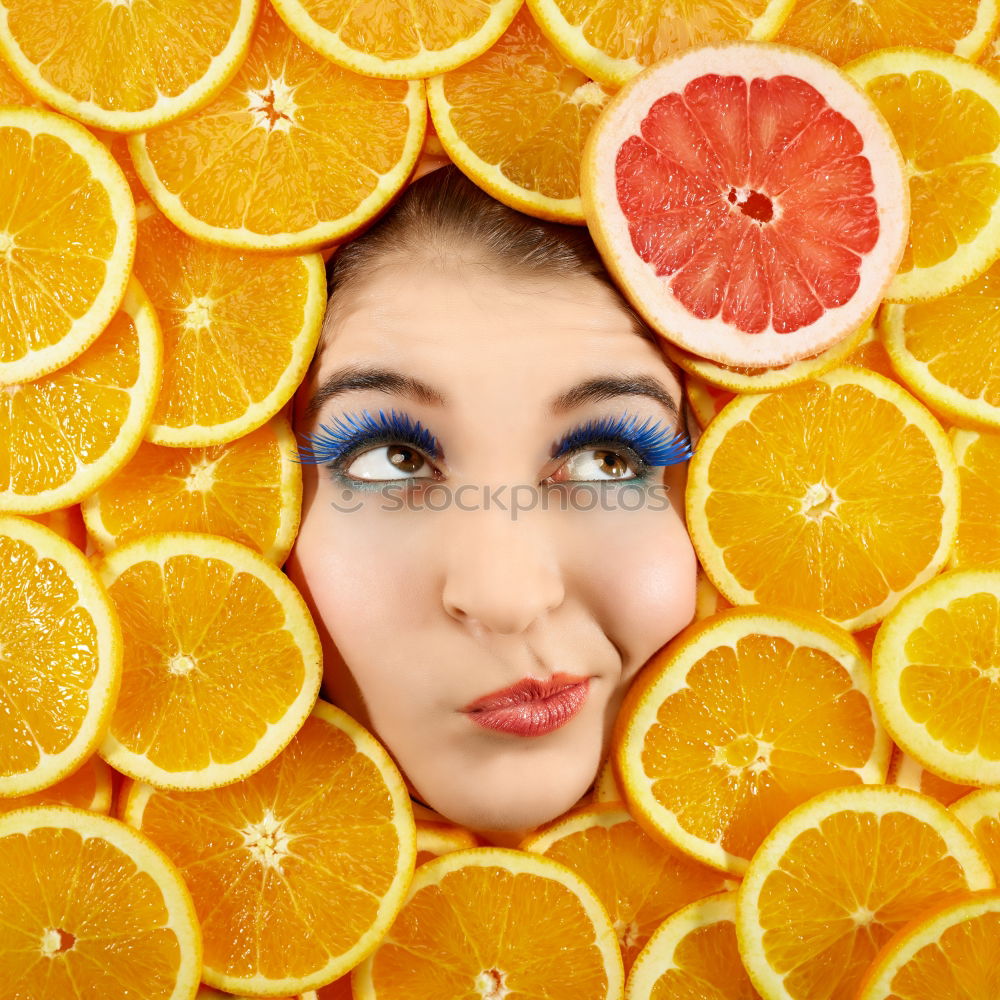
582,43,909,367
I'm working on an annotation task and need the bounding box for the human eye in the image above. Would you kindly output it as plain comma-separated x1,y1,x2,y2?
295,409,443,485
547,412,692,484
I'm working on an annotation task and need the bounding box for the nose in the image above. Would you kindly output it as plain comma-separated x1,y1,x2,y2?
440,501,566,636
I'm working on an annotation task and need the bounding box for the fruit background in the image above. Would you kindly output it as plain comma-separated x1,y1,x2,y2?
2,0,1000,998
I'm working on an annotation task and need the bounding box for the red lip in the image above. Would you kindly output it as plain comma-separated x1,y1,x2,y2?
462,673,590,737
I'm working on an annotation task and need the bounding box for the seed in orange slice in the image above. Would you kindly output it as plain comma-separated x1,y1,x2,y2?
582,43,909,367
122,699,416,995
0,516,121,798
684,374,735,430
0,0,258,131
427,7,612,223
352,846,624,1000
0,754,113,816
856,889,1000,1000
24,504,87,550
952,788,1000,879
847,47,1000,303
614,606,890,875
686,369,959,629
872,567,1000,787
521,802,731,972
625,892,759,1000
0,804,202,999
83,416,302,565
527,0,796,88
96,531,322,790
1,276,163,514
951,429,1000,568
736,784,995,1000
415,820,479,867
592,756,624,803
888,746,974,806
271,0,521,79
775,0,999,65
881,261,1000,430
128,4,425,252
0,107,135,384
130,206,324,447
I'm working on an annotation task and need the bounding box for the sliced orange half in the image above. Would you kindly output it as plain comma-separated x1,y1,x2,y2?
736,785,995,1000
271,0,522,79
684,374,734,430
415,820,479,867
0,516,121,798
128,3,425,251
1,277,162,514
0,755,113,816
872,567,1000,787
83,417,302,565
950,428,1000,569
122,700,416,995
0,107,135,384
686,369,959,629
888,746,974,806
0,805,202,999
952,788,1000,879
96,531,322,790
352,846,624,1000
591,756,624,803
427,7,612,223
614,606,890,875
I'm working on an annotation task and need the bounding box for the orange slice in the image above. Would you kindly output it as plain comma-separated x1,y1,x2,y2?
1,276,162,513
775,0,999,65
951,429,1000,569
0,54,41,106
857,890,1000,1000
0,516,121,798
96,531,322,790
526,0,797,88
0,0,258,130
684,374,734,430
427,7,612,223
842,319,899,381
872,567,1000,787
981,23,1000,73
736,785,995,1000
131,206,324,446
128,3,425,252
93,128,155,207
271,0,522,79
0,108,135,384
520,802,730,972
24,505,87,551
952,788,1000,879
847,48,1000,303
415,820,479,867
614,606,890,875
686,369,959,630
352,846,624,1000
0,805,202,999
83,416,302,565
592,756,624,803
122,700,416,995
625,892,758,1000
888,747,974,806
693,567,733,621
0,754,113,816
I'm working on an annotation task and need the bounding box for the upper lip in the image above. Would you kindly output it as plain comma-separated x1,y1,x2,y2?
461,673,590,713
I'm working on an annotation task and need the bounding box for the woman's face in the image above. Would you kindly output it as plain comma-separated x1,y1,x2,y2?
286,253,697,837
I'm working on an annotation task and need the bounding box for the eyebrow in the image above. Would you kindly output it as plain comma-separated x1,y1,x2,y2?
304,365,680,421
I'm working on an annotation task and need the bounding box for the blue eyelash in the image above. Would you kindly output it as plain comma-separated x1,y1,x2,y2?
294,409,441,467
551,413,692,468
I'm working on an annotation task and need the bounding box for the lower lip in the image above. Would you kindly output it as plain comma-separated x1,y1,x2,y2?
466,681,590,737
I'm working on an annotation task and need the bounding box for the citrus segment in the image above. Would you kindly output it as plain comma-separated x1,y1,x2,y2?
521,803,730,971
0,107,135,384
83,417,302,565
583,43,909,367
888,747,974,806
981,23,1000,73
736,785,995,1000
128,3,426,251
415,820,478,867
97,531,322,790
122,700,416,994
0,516,121,798
352,846,624,1000
0,754,112,816
427,7,612,223
0,54,41,106
856,890,1000,1000
951,429,1000,568
625,892,760,1000
952,789,1000,879
0,277,162,513
872,567,1000,786
526,0,797,87
847,48,1000,302
686,369,959,629
271,0,522,79
0,805,202,1000
614,606,889,874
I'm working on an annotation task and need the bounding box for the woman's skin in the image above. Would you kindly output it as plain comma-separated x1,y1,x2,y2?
286,248,697,841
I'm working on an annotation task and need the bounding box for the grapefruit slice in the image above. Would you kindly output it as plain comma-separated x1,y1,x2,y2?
582,42,909,367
